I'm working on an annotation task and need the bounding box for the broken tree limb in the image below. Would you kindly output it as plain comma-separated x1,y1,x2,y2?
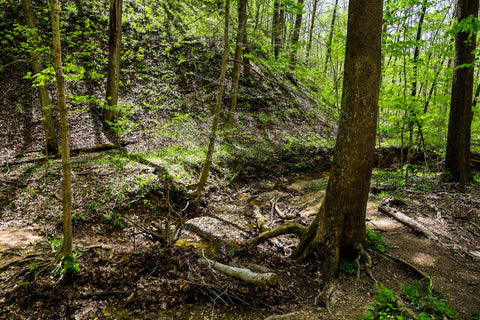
201,252,278,287
378,199,438,241
249,221,306,246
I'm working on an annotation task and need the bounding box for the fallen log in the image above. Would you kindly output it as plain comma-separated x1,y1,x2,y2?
1,143,130,167
202,252,278,287
378,199,438,241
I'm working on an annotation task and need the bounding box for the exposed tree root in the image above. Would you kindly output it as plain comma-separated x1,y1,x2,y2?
379,198,438,241
379,253,433,293
0,253,51,273
314,280,338,313
355,242,377,283
249,221,306,246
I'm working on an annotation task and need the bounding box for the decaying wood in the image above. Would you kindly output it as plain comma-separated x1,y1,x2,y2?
202,252,278,287
378,199,438,241
273,200,296,220
249,221,306,246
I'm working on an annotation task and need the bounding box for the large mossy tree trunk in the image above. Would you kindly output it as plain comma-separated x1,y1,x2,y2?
21,0,58,154
50,0,73,259
445,0,478,191
104,0,123,125
292,0,383,285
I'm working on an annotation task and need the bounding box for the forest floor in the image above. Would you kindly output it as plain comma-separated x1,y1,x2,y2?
1,41,479,319
0,149,479,319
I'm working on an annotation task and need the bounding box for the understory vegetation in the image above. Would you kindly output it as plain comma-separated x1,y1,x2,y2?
1,0,480,319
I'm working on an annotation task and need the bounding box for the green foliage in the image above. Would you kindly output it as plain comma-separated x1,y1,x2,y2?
340,257,358,276
49,237,63,251
362,282,459,320
472,308,480,320
366,226,388,253
54,252,81,276
104,211,125,228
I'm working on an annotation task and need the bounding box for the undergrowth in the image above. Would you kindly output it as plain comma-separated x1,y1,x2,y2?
362,281,458,320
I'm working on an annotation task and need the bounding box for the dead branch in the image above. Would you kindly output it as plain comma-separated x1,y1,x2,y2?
249,221,306,246
1,143,130,167
273,199,296,220
201,252,278,287
378,199,438,241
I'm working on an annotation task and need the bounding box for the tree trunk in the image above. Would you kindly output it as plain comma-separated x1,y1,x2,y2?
289,0,305,70
272,1,285,60
306,0,319,63
193,0,230,197
407,0,428,164
445,0,478,190
50,0,73,259
324,0,339,73
227,0,248,129
292,0,383,284
104,0,123,125
21,0,58,154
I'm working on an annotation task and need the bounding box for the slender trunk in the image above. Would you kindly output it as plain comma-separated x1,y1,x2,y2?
21,0,58,154
227,0,248,129
324,0,338,73
289,0,305,70
104,0,123,125
306,0,319,63
193,0,230,197
50,0,72,258
407,0,428,164
272,1,280,59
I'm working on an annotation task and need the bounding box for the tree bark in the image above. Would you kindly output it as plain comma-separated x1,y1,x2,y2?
445,0,479,190
272,1,285,60
407,0,429,164
324,0,339,73
292,0,383,284
104,0,123,125
50,0,73,258
289,0,305,70
21,0,58,154
227,0,248,129
306,0,319,63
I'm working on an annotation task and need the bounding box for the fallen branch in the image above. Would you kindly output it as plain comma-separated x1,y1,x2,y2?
249,221,306,246
1,143,130,167
378,199,438,241
202,251,278,287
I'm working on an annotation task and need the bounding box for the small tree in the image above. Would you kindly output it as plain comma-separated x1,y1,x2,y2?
50,0,73,259
227,0,248,129
104,0,123,125
192,0,231,197
21,0,58,154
